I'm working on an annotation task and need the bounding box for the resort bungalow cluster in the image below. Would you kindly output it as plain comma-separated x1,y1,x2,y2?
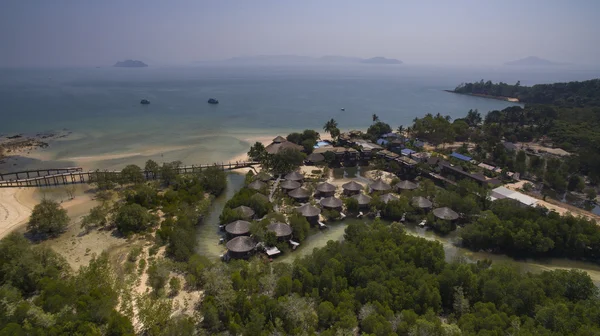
221,129,539,261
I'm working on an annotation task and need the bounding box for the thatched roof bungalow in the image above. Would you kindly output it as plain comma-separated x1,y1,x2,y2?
305,152,325,165
288,187,310,202
433,207,459,220
225,220,251,238
233,205,255,219
226,236,256,259
351,193,372,208
412,196,432,209
370,179,391,193
268,222,293,239
280,180,301,191
316,182,336,197
265,137,304,155
248,180,267,191
395,180,418,191
380,193,399,204
253,171,273,182
342,181,363,195
284,171,304,182
320,196,343,210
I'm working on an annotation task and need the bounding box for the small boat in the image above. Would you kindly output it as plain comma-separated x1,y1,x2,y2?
140,99,150,105
208,98,219,104
340,108,345,111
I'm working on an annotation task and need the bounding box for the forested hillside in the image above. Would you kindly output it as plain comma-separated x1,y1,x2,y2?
454,79,600,107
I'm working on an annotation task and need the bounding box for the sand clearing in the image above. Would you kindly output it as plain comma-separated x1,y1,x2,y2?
505,180,600,224
0,188,37,239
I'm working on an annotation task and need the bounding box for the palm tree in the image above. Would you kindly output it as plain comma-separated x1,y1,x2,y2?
323,118,338,133
396,125,404,136
372,114,379,124
323,118,340,141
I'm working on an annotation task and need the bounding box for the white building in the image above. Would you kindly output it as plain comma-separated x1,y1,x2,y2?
490,186,538,207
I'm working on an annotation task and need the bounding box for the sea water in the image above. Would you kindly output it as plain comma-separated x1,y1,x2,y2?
1,64,598,171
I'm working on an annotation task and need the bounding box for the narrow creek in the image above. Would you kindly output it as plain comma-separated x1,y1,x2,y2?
196,171,600,286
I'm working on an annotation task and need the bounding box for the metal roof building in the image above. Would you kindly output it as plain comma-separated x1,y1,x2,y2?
450,152,472,162
490,186,538,207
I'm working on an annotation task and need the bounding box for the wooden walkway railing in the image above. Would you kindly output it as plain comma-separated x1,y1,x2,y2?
0,161,259,188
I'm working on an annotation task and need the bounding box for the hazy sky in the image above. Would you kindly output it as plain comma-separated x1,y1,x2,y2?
1,0,598,67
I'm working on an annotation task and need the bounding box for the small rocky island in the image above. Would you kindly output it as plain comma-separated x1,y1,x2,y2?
114,60,148,68
360,57,402,64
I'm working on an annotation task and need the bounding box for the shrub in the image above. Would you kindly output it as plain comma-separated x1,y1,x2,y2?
115,204,158,235
27,199,69,238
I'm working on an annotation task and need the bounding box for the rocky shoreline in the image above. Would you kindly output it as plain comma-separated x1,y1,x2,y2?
0,130,71,166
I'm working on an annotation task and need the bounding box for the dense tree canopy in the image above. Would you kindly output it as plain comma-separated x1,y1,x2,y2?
196,222,600,335
0,233,133,334
460,199,600,260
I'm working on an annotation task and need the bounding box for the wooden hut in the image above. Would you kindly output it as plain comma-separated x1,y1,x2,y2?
285,171,304,182
370,179,391,193
281,180,301,191
351,193,372,208
288,187,310,203
248,180,267,191
320,196,343,210
251,193,270,203
268,222,293,240
226,236,256,259
265,137,303,154
395,180,418,191
412,196,432,209
432,207,459,220
233,205,255,220
342,180,363,195
306,152,325,165
253,171,273,182
296,204,321,225
225,220,251,239
380,193,399,204
316,182,336,197
272,136,287,143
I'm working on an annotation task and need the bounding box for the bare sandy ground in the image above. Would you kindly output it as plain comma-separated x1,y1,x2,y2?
504,180,599,224
0,188,37,239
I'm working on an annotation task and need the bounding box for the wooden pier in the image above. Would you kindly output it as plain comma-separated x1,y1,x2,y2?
0,161,259,188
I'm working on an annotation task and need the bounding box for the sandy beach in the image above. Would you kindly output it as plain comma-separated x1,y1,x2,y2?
0,188,37,239
0,130,332,240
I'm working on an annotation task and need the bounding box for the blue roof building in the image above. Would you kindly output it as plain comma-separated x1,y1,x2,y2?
377,139,389,146
401,148,416,156
450,152,472,162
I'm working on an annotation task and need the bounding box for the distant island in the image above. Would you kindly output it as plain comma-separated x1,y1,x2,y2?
504,56,566,67
448,78,600,107
114,60,148,68
225,55,403,65
360,57,402,64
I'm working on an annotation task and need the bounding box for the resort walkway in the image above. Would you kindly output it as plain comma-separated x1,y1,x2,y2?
269,176,281,204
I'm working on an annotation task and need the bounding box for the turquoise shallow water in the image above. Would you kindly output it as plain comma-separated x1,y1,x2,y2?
1,64,598,171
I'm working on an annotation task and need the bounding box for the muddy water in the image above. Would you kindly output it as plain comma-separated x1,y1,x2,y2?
195,173,246,258
196,171,600,286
